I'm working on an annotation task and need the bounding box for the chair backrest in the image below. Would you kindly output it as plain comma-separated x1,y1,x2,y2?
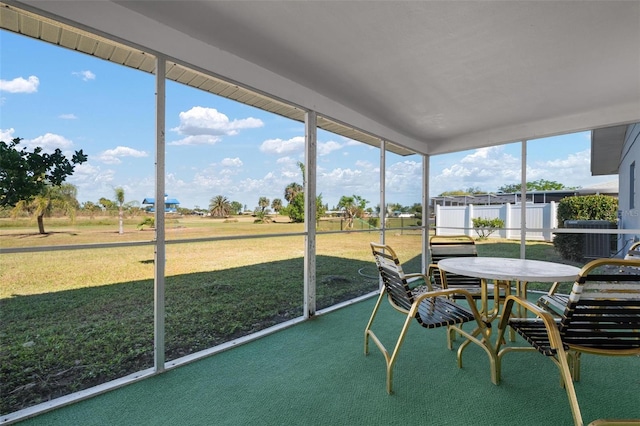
429,235,480,289
624,241,640,260
543,258,640,354
370,242,415,312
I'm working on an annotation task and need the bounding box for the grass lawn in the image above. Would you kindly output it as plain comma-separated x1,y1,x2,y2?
0,214,577,414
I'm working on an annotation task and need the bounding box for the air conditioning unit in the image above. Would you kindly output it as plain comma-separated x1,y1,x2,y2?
564,220,616,259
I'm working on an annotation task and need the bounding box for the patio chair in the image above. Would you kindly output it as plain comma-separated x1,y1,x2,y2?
624,241,640,261
428,235,508,325
365,242,497,394
495,258,640,426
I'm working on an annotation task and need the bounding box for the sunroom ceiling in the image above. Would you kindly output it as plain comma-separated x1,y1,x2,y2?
2,1,640,157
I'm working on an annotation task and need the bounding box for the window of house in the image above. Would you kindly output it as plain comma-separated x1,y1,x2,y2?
631,161,636,209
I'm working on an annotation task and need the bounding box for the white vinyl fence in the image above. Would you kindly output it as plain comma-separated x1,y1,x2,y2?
435,202,558,242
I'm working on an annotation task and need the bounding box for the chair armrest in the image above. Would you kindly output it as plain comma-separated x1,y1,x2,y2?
426,263,439,275
497,295,565,350
537,293,568,317
413,288,486,324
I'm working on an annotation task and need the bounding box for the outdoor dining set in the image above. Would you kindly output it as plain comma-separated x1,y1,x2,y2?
365,236,640,426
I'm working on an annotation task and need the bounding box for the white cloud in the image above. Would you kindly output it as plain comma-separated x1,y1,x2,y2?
528,149,593,188
0,76,39,93
259,136,305,155
72,70,96,81
318,140,343,156
355,160,375,168
432,147,521,194
385,160,423,195
98,146,148,164
220,157,243,167
24,133,74,152
169,106,263,146
430,144,601,196
72,162,114,183
59,113,78,120
277,156,295,164
67,162,116,201
0,128,17,141
169,135,224,146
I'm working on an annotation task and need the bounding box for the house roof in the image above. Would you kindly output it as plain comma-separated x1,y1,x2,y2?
591,126,629,176
576,180,619,195
2,1,639,158
142,198,180,205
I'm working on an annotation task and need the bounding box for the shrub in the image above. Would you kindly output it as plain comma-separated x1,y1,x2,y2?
137,217,155,230
553,195,618,261
472,217,504,240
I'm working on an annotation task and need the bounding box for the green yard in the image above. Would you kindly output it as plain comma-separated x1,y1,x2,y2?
0,215,571,414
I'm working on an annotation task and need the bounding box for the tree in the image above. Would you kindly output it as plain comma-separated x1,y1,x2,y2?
498,179,574,193
209,195,231,217
254,196,271,223
271,198,282,215
98,197,116,211
12,183,79,234
284,182,303,203
81,201,101,218
280,162,325,224
439,187,486,196
115,187,125,234
0,137,87,208
338,194,368,229
258,196,270,213
386,202,403,215
230,201,243,215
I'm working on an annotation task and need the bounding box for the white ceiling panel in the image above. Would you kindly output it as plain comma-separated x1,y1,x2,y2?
3,0,639,157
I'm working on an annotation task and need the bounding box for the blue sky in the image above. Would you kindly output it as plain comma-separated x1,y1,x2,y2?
0,30,616,211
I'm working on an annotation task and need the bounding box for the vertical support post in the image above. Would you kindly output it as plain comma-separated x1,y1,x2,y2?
548,201,557,242
423,154,430,270
505,203,512,239
379,140,386,245
304,111,317,318
154,57,166,372
520,140,527,258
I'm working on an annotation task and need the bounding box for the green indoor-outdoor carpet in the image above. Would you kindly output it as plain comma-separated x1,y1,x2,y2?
16,297,640,425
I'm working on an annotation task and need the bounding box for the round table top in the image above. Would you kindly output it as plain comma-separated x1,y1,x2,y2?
437,257,581,283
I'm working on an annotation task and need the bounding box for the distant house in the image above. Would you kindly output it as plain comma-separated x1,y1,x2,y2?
592,123,640,252
142,195,180,213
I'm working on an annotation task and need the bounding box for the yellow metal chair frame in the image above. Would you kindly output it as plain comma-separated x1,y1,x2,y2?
495,258,640,426
365,242,497,394
427,235,482,297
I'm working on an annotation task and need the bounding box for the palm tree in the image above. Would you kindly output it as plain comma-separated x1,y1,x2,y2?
337,195,356,229
12,183,79,234
115,187,125,234
209,195,231,218
258,196,270,213
284,183,303,203
271,198,282,215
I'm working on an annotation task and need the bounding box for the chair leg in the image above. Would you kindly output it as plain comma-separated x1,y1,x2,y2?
364,291,386,355
555,347,584,426
568,351,582,382
363,291,415,394
385,311,416,394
